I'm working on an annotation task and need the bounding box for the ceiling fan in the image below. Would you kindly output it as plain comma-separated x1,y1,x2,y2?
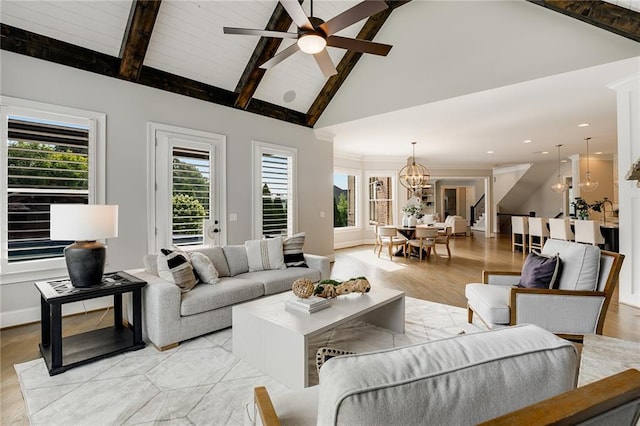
223,0,392,78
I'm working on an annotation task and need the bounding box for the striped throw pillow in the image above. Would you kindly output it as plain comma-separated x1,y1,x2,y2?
245,237,286,272
157,249,197,292
283,232,308,268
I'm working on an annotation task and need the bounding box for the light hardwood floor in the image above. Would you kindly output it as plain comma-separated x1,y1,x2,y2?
2,233,639,424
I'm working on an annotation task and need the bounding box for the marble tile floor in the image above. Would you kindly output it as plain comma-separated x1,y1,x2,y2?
15,297,481,426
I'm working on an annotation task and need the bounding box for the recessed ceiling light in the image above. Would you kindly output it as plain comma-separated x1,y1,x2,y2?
561,159,568,163
595,152,603,155
523,139,532,144
578,123,590,127
487,150,494,154
542,151,549,154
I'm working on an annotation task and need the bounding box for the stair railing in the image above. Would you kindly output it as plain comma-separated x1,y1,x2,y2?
470,194,485,226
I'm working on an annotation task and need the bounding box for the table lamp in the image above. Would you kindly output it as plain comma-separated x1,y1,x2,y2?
50,204,119,288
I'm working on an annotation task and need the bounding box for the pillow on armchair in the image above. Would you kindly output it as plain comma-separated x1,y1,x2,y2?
518,251,562,289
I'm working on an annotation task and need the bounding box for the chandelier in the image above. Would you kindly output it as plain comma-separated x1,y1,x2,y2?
578,137,598,192
551,144,568,193
399,142,430,195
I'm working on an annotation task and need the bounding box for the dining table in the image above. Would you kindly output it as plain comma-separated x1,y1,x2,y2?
395,226,438,258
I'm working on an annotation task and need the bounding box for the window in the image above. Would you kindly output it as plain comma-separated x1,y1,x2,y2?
334,172,358,228
1,99,105,277
368,175,394,225
149,123,226,253
254,142,296,238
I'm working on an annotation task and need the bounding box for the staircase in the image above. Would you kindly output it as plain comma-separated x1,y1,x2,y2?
471,212,486,232
470,194,486,232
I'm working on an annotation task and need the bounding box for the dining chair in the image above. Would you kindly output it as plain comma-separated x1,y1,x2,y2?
371,221,382,253
574,220,605,247
548,218,575,241
434,226,452,258
406,226,438,261
528,217,549,252
377,226,405,260
511,216,529,254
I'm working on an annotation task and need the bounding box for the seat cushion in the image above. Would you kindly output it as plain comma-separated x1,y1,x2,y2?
465,283,511,325
180,277,264,316
269,386,319,426
239,267,321,295
541,239,600,291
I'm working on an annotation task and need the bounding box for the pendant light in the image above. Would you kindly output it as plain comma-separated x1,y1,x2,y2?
399,142,430,195
578,137,599,192
551,144,568,193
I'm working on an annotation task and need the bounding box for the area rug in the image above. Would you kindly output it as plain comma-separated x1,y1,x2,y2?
15,297,482,425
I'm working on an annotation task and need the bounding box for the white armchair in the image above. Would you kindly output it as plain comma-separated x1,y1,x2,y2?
465,239,625,341
434,215,467,237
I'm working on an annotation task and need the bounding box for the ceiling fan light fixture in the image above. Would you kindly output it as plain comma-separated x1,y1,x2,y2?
297,34,326,54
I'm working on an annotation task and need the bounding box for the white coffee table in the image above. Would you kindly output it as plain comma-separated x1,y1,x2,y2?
232,287,405,389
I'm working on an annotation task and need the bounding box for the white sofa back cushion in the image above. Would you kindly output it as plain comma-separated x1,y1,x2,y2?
317,324,577,425
541,239,601,291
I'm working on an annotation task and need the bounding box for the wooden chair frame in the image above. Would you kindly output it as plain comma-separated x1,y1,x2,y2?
468,250,625,341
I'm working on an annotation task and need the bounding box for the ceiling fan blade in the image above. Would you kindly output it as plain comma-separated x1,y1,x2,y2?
280,0,313,30
223,27,298,39
313,49,338,78
327,35,392,56
320,0,388,36
260,43,301,70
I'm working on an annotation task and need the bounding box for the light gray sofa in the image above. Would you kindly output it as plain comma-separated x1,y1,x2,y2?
254,324,578,425
127,245,330,350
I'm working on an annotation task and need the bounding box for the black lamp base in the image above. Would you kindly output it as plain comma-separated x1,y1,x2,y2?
64,241,106,288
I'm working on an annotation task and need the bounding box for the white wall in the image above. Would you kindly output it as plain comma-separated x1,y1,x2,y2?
610,74,640,309
0,51,334,326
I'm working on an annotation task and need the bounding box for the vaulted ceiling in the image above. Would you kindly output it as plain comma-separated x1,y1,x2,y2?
1,1,639,168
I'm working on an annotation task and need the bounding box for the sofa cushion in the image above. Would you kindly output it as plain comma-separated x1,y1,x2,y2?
239,267,321,295
269,386,319,426
283,232,308,268
143,254,159,276
195,246,231,278
518,251,561,289
157,249,197,293
316,324,577,426
180,277,264,316
189,251,219,285
465,283,511,325
245,238,286,272
541,239,600,291
222,245,249,276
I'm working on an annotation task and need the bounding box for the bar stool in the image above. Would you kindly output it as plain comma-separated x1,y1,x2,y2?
574,220,605,247
528,217,549,252
511,216,529,253
548,218,575,241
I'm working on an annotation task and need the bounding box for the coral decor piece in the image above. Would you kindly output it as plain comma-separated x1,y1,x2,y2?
314,277,371,298
292,278,315,298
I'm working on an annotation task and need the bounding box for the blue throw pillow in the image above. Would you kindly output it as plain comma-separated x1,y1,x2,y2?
518,251,561,289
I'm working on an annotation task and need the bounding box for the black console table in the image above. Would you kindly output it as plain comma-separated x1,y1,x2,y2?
35,271,146,375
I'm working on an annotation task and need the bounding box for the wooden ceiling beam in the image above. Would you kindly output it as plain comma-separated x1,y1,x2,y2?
1,23,309,127
526,0,640,42
234,1,297,109
119,0,163,81
305,0,411,127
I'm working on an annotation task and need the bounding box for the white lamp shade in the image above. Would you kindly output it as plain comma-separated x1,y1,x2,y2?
50,204,118,241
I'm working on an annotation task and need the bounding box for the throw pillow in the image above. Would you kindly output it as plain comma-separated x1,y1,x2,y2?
245,237,286,272
283,232,308,268
157,249,198,293
189,251,219,285
518,251,562,289
316,347,355,373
